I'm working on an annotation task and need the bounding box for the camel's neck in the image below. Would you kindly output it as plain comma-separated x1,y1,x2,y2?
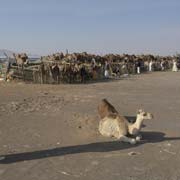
128,116,144,135
133,116,144,130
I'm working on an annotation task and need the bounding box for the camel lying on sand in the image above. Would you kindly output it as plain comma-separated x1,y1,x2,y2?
98,99,153,144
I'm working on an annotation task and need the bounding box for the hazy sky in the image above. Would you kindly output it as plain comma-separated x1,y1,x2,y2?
0,0,179,55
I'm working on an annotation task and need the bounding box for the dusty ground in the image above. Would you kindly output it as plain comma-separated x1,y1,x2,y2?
0,72,180,180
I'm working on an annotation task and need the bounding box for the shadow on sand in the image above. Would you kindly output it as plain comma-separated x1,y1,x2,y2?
1,131,180,164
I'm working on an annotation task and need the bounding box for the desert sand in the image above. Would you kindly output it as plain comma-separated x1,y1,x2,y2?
0,72,180,180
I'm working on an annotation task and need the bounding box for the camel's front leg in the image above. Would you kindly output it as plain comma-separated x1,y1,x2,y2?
118,135,136,145
135,134,142,142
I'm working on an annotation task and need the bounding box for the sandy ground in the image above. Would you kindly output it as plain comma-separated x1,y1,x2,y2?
0,72,180,180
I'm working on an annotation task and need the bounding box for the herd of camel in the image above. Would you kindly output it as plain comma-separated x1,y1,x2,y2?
98,99,153,144
7,51,179,83
12,52,179,68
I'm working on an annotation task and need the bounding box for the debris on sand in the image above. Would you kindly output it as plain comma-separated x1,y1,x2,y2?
128,151,141,156
163,149,176,155
61,171,71,176
60,171,82,177
78,125,82,129
166,143,172,147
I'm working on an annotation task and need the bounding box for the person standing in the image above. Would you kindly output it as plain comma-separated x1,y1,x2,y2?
160,60,165,71
80,65,86,83
104,61,110,78
172,59,178,72
136,59,141,74
149,60,153,72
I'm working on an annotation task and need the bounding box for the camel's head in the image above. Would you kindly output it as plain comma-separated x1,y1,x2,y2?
137,109,153,120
